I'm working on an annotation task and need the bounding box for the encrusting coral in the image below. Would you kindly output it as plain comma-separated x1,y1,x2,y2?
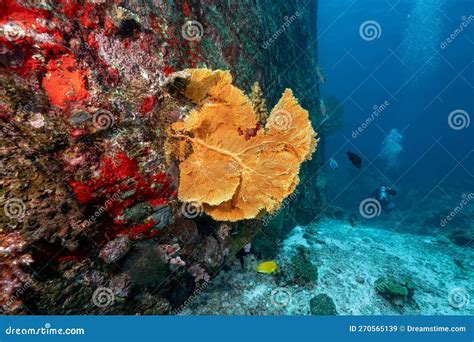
0,0,321,314
249,82,268,125
168,68,317,221
0,231,33,314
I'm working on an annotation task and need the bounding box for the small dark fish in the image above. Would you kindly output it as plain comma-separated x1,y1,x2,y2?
387,188,397,196
346,150,362,168
349,214,357,228
235,243,251,270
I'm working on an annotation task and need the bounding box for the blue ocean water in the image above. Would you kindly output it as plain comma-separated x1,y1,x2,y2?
318,0,473,217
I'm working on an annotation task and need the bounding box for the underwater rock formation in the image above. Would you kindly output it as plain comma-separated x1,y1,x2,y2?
0,231,33,314
316,96,344,137
309,294,338,315
0,0,321,314
290,245,318,285
374,276,416,306
168,68,317,221
99,236,131,264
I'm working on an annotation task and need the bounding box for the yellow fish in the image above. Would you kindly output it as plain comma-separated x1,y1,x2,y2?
256,261,278,274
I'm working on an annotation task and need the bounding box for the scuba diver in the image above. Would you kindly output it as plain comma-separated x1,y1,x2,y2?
373,185,397,213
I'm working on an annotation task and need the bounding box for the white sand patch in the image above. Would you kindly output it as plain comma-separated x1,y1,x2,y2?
283,225,310,255
181,218,473,315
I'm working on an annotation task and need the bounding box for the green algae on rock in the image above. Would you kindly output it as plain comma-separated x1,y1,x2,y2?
290,246,318,285
375,277,416,306
310,294,338,315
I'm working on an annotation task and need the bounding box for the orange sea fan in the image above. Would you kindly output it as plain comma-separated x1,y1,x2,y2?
169,68,318,221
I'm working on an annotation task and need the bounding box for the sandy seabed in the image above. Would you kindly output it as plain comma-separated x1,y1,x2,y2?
181,219,473,315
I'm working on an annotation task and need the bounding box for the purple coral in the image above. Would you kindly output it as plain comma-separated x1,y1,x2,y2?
217,223,232,240
160,244,186,266
188,263,211,284
99,236,131,264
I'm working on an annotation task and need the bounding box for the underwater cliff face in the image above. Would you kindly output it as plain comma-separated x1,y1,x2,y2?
1,0,473,318
0,0,321,314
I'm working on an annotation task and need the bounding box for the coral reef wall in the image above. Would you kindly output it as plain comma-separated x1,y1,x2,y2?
0,0,321,314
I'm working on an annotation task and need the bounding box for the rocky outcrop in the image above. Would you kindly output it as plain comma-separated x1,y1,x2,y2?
374,277,417,306
0,0,321,314
309,294,338,315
